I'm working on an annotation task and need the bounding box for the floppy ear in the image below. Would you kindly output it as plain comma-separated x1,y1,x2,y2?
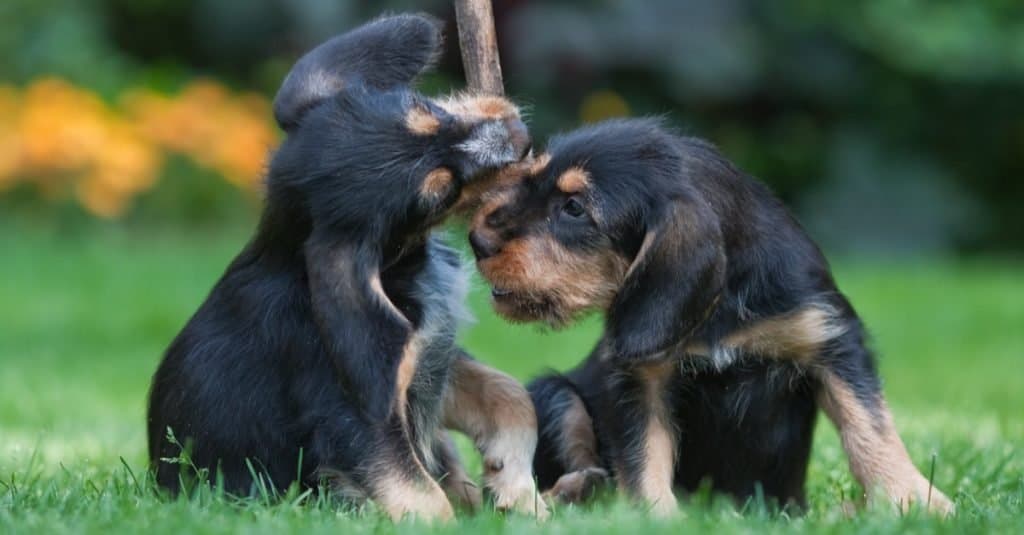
273,13,444,130
304,229,413,422
606,198,726,364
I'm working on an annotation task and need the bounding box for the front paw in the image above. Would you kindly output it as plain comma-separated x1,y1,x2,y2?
925,490,956,516
484,461,550,520
382,494,455,523
647,494,679,518
491,478,550,520
543,467,609,504
443,476,483,512
885,479,955,516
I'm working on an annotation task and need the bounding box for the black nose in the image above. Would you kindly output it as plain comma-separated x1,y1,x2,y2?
469,230,500,260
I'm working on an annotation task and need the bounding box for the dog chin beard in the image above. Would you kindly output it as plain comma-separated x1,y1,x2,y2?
506,298,589,330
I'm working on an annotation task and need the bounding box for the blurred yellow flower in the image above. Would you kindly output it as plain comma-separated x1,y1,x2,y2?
0,86,20,189
123,80,276,189
19,79,93,173
2,77,280,218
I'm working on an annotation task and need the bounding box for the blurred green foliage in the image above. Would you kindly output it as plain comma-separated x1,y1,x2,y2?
1,0,1022,253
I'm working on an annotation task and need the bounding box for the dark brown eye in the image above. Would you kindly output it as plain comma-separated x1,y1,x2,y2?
561,198,585,218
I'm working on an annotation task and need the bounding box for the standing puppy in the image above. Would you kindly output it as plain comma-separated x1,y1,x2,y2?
147,14,548,521
468,118,954,516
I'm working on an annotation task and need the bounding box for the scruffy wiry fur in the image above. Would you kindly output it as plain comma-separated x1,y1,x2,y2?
469,118,954,516
147,13,546,521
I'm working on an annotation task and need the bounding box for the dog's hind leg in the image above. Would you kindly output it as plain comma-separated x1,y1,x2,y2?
815,318,954,515
443,352,550,519
529,375,608,503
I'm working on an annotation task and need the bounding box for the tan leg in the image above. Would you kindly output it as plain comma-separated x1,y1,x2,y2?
317,429,454,522
443,355,550,520
818,371,954,515
607,361,678,517
367,464,455,522
353,329,456,522
633,362,678,517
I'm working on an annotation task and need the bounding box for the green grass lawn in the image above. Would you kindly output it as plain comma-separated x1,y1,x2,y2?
1,224,1021,533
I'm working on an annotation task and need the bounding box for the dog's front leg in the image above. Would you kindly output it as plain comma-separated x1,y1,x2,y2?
443,352,550,519
305,235,454,521
607,360,679,517
363,426,455,521
312,416,453,522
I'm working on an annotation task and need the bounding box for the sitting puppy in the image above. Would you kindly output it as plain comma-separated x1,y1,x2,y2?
147,14,548,521
468,118,954,516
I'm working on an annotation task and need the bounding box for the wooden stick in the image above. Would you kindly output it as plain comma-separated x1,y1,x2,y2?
454,0,504,95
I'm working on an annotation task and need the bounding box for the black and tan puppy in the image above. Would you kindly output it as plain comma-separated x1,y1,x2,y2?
147,14,548,521
468,118,954,516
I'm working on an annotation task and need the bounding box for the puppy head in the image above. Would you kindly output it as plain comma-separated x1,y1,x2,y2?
274,88,528,216
269,14,529,256
470,118,727,359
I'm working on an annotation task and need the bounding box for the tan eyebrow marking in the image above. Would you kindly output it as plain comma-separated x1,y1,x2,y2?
420,167,454,199
435,93,520,120
405,105,440,135
556,166,590,193
473,96,516,119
